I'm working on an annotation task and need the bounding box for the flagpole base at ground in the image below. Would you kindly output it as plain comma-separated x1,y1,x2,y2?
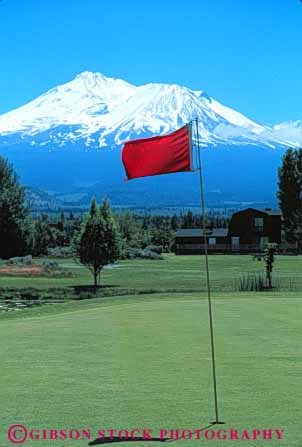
210,421,225,425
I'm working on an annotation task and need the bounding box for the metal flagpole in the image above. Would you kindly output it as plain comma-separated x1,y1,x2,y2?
193,117,224,425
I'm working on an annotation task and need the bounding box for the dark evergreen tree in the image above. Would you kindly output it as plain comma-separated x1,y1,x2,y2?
182,211,194,228
0,157,32,259
76,198,121,287
171,214,179,231
151,217,173,251
277,148,302,249
33,215,53,256
118,211,135,241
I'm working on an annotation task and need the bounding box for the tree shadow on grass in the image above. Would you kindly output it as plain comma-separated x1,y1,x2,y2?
69,285,121,300
72,285,118,293
88,424,215,445
89,436,169,445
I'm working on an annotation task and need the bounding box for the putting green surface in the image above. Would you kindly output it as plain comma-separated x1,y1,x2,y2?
1,293,302,446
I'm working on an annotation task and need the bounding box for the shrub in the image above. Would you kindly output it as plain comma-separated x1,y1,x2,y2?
47,246,74,258
125,248,163,260
141,249,163,260
7,255,33,265
144,245,163,254
41,261,74,278
0,287,73,302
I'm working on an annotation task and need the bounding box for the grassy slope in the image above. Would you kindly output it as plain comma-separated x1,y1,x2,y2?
0,292,302,446
1,254,302,293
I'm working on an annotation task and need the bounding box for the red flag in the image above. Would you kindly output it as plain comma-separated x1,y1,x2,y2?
121,124,193,180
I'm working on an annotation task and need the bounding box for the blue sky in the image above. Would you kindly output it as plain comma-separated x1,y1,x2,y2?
1,0,301,124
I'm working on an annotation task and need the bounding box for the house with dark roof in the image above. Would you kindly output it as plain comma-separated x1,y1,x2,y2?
174,228,229,255
228,208,282,249
174,208,282,255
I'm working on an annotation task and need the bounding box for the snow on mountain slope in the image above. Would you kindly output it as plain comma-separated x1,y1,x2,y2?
95,83,273,147
0,72,136,134
0,71,295,148
268,121,302,146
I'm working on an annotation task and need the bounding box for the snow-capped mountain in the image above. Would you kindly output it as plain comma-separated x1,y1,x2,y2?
0,72,135,134
0,71,293,149
0,71,299,208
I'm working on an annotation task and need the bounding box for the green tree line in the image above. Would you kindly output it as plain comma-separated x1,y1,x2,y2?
2,146,301,285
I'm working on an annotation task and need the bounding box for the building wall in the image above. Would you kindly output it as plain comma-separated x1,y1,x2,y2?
228,209,281,244
174,208,282,255
174,236,229,255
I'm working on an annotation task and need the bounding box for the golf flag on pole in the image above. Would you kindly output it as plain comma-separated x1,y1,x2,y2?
121,119,224,424
121,124,193,180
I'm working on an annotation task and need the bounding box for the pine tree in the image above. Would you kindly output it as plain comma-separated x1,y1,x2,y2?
171,214,179,231
182,211,194,228
76,198,121,288
0,156,32,259
33,215,53,256
117,211,140,247
277,148,302,250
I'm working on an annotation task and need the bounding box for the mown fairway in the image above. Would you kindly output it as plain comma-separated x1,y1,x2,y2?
0,255,302,446
1,254,302,294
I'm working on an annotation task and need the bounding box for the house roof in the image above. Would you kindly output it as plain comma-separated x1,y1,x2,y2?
266,210,282,216
231,207,281,217
175,228,229,238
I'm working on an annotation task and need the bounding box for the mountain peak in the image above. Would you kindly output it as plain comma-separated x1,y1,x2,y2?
75,71,109,82
0,72,297,148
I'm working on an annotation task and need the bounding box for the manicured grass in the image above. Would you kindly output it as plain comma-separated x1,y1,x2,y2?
1,255,302,446
1,254,302,294
0,292,302,446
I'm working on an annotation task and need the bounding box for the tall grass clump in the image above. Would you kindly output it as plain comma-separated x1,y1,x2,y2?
235,273,280,292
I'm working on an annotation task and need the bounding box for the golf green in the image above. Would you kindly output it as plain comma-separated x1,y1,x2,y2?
0,292,301,446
